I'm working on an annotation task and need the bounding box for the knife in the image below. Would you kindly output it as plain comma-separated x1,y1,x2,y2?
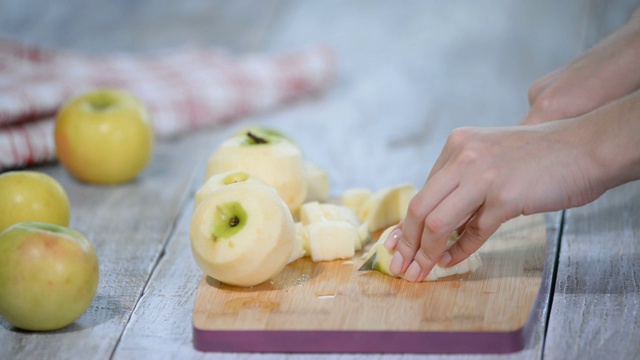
358,254,376,271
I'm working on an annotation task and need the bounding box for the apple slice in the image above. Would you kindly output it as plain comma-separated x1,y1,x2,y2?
205,130,307,213
357,183,417,232
367,226,482,281
194,171,267,210
304,162,330,203
190,181,295,287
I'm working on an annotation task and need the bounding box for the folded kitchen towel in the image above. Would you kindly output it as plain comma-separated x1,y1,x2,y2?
0,39,336,170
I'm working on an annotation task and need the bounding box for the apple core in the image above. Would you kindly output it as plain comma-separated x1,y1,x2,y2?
222,172,250,185
211,202,247,241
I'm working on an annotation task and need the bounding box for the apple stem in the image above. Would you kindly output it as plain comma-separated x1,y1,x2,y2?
89,97,114,112
229,216,240,227
246,131,268,144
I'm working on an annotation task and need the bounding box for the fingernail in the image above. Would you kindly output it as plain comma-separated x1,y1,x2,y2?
390,251,404,275
383,228,402,250
404,261,422,282
438,251,452,267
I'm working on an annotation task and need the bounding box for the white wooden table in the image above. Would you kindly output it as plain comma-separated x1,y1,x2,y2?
1,1,639,359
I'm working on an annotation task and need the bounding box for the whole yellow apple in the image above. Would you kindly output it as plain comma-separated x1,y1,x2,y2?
55,89,154,184
0,171,71,233
0,222,99,331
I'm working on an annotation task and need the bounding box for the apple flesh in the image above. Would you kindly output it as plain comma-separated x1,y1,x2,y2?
205,130,307,213
190,181,295,287
0,222,99,331
194,171,268,210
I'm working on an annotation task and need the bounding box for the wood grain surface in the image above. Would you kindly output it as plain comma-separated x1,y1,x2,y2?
0,0,638,359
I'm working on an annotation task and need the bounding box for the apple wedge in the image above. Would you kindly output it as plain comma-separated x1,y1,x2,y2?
341,187,371,214
367,226,482,281
356,183,417,232
205,130,307,214
190,181,295,287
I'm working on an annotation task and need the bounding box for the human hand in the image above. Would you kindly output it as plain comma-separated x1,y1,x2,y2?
383,120,609,282
523,8,640,125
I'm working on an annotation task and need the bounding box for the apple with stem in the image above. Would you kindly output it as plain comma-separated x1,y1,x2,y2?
0,222,99,331
205,129,307,213
55,89,154,184
0,171,71,233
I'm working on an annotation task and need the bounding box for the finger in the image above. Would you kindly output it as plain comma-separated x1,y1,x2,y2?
426,127,471,182
403,183,485,282
425,145,452,182
391,171,459,275
440,205,502,268
383,224,403,250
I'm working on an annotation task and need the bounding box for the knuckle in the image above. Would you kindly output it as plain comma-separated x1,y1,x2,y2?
407,196,426,221
414,247,440,267
395,234,418,254
423,214,448,237
447,127,474,148
527,83,541,106
529,91,560,119
456,146,481,166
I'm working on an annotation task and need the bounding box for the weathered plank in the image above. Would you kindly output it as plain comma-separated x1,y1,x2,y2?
543,1,640,358
113,1,586,359
545,182,640,359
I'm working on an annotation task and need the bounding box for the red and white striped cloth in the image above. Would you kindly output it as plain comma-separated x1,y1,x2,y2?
0,39,336,170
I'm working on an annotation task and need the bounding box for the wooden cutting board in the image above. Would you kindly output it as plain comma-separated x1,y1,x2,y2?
193,213,549,354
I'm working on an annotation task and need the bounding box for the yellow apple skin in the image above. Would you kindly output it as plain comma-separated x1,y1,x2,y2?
55,89,154,184
0,171,71,233
0,222,99,331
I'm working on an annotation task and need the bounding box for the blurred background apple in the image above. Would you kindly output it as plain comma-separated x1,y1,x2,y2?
55,89,154,184
0,171,71,233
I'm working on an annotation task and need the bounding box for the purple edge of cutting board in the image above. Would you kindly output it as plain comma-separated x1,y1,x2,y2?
192,283,542,354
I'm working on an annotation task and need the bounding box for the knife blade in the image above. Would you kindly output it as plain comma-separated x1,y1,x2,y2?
358,254,376,271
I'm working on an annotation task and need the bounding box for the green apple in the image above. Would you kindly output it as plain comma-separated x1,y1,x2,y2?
55,89,154,184
0,171,71,233
190,181,295,287
205,130,307,213
0,222,99,331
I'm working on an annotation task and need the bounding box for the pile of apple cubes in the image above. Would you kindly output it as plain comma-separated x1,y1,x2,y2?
189,128,419,287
